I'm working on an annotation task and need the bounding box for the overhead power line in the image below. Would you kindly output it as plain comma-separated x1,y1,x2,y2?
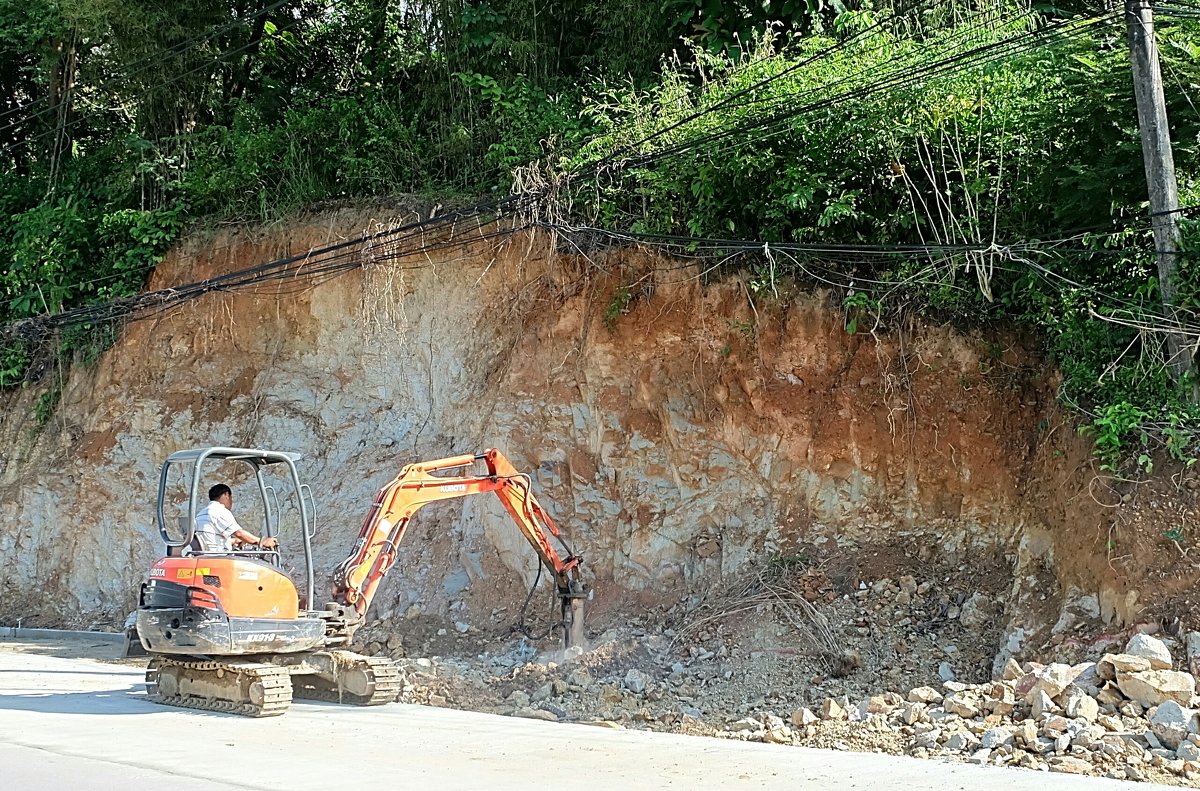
596,11,1116,176
581,0,939,175
3,195,529,340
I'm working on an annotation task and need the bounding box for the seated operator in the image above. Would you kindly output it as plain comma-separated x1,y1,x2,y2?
193,484,279,553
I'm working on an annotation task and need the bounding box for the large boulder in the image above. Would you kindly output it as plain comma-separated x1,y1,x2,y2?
1117,670,1196,708
1148,700,1200,749
1125,634,1173,671
1068,662,1102,697
1064,690,1100,723
1031,690,1058,720
908,686,943,704
959,593,993,630
944,693,981,719
1097,653,1153,680
1017,663,1075,703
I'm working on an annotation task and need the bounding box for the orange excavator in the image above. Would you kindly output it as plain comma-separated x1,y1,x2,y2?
134,446,587,716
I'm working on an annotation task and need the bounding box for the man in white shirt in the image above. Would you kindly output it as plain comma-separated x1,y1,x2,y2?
193,484,279,553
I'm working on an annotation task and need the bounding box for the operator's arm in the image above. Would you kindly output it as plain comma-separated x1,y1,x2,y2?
233,528,278,549
219,509,278,549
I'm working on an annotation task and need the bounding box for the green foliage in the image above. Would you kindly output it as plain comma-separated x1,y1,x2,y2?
1080,401,1150,472
568,7,1200,467
843,292,880,336
766,550,811,575
0,340,29,387
34,383,61,427
603,287,634,331
1,0,1200,475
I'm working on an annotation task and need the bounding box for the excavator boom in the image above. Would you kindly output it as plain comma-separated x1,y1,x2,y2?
331,449,586,647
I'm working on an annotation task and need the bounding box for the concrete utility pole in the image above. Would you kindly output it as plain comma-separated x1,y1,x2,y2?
1127,0,1191,385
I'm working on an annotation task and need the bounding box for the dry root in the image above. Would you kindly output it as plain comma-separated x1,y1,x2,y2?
673,565,854,677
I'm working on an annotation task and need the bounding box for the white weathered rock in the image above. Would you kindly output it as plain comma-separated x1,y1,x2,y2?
791,707,818,727
730,717,763,733
623,669,649,694
1126,634,1173,671
1098,653,1153,680
900,702,927,725
1117,670,1196,708
764,726,792,744
1064,691,1100,723
821,698,846,721
944,694,981,719
1071,728,1097,750
1178,740,1200,762
945,731,980,752
1001,658,1023,681
908,686,943,705
1049,756,1093,775
914,729,942,749
1017,720,1038,746
959,593,992,630
763,714,791,743
1019,663,1074,703
858,694,896,718
966,748,991,765
1119,700,1144,718
1031,690,1058,720
1029,737,1056,755
1149,700,1200,749
980,727,1014,749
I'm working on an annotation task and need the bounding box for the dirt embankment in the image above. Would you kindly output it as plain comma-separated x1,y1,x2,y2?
0,206,1196,669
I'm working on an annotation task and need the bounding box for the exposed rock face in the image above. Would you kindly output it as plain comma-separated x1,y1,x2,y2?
0,216,1187,641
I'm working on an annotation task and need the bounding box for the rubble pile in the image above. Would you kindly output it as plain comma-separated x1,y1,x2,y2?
357,570,1200,787
728,632,1200,785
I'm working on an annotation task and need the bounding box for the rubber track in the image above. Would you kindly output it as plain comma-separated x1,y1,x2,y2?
290,652,402,706
145,658,292,717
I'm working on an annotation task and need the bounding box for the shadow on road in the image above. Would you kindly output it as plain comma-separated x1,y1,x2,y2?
0,640,126,662
0,669,141,676
0,685,151,715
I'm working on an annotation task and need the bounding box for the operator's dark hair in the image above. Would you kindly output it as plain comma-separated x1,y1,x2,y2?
208,484,232,502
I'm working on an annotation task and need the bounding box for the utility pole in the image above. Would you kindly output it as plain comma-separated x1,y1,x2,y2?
1127,0,1191,385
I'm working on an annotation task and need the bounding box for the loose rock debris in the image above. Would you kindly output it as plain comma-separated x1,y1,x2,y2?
355,569,1200,787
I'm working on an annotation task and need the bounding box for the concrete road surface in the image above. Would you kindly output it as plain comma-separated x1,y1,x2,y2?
0,637,1168,791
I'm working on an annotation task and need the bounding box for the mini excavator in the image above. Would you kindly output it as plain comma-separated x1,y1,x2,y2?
134,446,587,717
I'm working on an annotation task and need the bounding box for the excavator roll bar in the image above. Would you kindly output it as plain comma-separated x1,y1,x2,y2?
330,449,587,649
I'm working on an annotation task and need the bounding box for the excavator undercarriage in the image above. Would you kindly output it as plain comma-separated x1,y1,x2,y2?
145,649,401,717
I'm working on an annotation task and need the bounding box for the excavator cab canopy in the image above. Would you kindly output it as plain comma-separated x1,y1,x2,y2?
155,446,315,608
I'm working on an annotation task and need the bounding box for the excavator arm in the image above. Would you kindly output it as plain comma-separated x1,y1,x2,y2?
329,449,586,647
